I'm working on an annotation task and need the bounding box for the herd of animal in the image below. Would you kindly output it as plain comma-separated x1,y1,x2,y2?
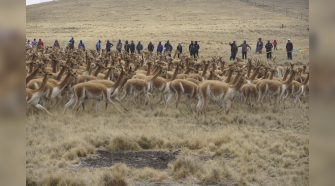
25,47,309,115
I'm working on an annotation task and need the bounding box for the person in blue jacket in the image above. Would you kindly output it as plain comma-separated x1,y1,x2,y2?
106,40,113,52
164,40,173,55
78,40,85,50
96,40,101,53
256,38,263,54
157,41,163,55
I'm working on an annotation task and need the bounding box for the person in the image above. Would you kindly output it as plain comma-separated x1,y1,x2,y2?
148,42,154,53
157,41,163,54
189,41,196,58
37,39,44,49
164,40,173,55
124,40,129,53
78,40,85,50
176,43,183,58
273,40,278,50
53,40,60,49
265,40,273,60
238,40,251,60
31,38,38,48
96,40,101,53
129,40,135,54
106,40,113,52
116,40,122,53
26,40,32,49
68,37,75,49
136,41,143,54
229,41,238,61
286,39,293,60
194,41,200,57
256,38,263,53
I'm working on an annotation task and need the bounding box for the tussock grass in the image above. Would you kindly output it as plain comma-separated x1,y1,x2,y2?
99,172,128,186
137,136,165,149
42,175,86,186
133,167,169,181
170,157,204,179
107,136,141,152
27,100,308,185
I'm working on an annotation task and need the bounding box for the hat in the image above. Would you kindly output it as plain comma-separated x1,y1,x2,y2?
288,39,291,41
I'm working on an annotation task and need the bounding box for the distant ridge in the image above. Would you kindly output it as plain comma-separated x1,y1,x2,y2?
26,0,54,6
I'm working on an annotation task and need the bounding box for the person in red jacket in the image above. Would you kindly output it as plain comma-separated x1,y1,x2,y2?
37,39,44,49
273,40,278,50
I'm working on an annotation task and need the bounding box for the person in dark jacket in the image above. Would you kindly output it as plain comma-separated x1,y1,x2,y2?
129,41,135,54
124,40,129,53
265,40,273,60
68,37,75,49
136,41,143,54
256,38,263,53
194,41,200,57
238,40,251,59
164,40,173,55
106,40,113,52
148,42,154,53
176,43,183,58
53,40,60,49
189,41,195,57
157,41,163,54
229,41,238,61
286,39,293,60
116,40,122,53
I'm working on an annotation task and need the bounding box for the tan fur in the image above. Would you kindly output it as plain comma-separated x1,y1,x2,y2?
196,75,244,114
165,79,198,108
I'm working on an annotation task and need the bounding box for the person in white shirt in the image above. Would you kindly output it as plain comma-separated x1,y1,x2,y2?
26,40,32,49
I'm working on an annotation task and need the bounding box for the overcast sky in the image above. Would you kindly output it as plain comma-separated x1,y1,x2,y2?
26,0,54,5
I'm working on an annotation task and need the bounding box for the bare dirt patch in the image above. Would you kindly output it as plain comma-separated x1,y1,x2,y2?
80,150,178,169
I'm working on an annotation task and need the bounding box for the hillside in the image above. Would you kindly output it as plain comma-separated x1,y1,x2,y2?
27,0,309,61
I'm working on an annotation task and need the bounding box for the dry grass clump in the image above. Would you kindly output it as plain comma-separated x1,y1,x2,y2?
200,161,238,185
133,167,169,181
99,164,129,186
214,144,239,159
98,163,169,185
107,136,141,152
59,140,95,161
136,136,165,149
170,157,204,179
170,157,239,184
99,173,128,186
175,139,204,150
26,176,38,186
40,174,86,186
85,135,111,148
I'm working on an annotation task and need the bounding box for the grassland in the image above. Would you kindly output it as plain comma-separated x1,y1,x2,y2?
26,99,309,185
26,0,309,185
